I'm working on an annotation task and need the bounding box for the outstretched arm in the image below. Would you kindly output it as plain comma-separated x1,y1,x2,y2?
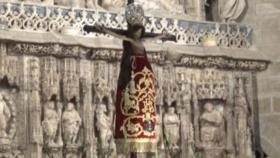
143,31,174,42
83,24,133,42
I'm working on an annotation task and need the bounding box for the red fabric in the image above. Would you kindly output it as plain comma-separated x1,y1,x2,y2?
114,53,157,141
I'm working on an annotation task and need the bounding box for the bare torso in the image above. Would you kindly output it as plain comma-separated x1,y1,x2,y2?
131,40,145,55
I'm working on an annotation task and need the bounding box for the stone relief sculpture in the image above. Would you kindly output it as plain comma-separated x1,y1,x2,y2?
235,78,254,158
0,91,17,157
199,102,225,158
163,106,180,150
181,103,195,158
0,93,11,139
95,103,113,150
42,101,60,146
220,0,246,22
206,0,246,22
62,102,82,145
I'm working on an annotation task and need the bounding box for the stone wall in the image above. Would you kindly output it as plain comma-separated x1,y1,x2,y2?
242,0,280,158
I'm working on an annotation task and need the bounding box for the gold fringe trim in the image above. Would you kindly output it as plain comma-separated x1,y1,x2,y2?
115,139,158,154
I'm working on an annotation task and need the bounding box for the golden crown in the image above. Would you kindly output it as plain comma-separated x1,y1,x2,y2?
125,3,144,26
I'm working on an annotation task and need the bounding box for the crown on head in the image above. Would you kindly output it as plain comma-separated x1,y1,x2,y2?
125,3,144,26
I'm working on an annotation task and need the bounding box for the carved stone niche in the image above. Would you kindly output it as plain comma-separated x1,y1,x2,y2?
197,100,227,158
95,96,116,158
42,99,63,158
92,78,116,158
62,101,82,158
163,103,181,157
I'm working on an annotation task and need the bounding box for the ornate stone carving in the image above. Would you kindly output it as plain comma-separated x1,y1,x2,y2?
42,101,61,146
0,2,252,48
62,102,82,145
0,92,16,157
196,69,228,100
178,55,269,71
163,106,180,150
62,58,79,101
10,43,90,58
96,103,116,157
0,94,11,140
234,78,254,158
41,57,60,101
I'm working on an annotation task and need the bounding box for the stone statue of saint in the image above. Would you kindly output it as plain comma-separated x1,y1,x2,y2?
62,102,82,145
163,106,180,149
199,102,225,158
200,102,224,147
0,94,11,138
42,101,59,146
95,103,113,149
220,0,246,22
235,79,254,158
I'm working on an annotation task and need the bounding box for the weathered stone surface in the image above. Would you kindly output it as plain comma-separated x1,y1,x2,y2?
272,97,280,113
242,0,280,157
259,97,272,114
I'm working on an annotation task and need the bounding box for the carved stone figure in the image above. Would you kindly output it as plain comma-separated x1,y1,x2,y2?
200,102,223,145
180,105,195,158
0,94,11,138
96,103,113,150
62,102,82,145
199,102,225,157
42,101,60,146
220,0,246,22
163,106,180,149
235,79,254,158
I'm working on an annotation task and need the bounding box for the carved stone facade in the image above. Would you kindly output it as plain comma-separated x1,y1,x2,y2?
0,1,270,158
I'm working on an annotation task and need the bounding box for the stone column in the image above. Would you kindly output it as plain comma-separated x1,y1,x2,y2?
80,59,97,158
226,74,236,157
23,57,43,158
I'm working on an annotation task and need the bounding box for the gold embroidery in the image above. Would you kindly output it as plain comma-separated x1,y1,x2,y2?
120,66,157,137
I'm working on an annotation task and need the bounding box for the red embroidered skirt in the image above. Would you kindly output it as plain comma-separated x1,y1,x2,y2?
115,55,157,154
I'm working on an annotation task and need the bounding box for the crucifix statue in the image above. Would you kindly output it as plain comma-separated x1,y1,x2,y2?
83,2,173,158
